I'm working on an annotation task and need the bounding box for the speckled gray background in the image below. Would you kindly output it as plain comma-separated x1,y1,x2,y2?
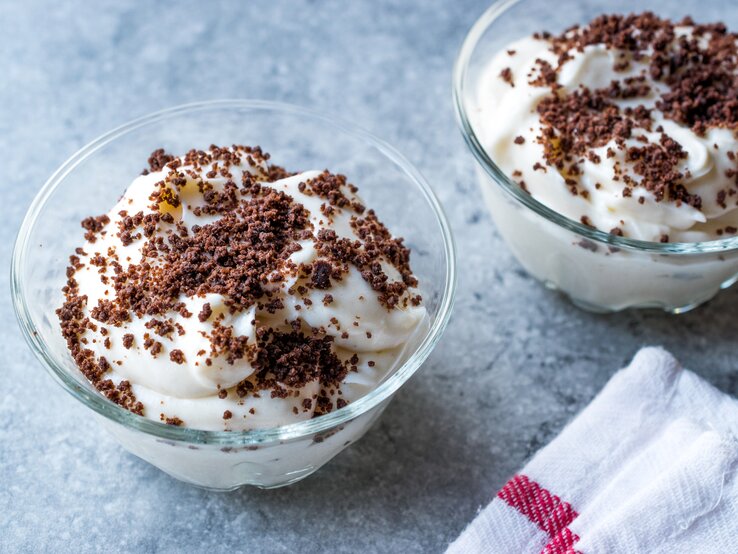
1,1,737,553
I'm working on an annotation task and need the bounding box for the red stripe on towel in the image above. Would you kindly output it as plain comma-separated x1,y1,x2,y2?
497,474,582,554
542,526,580,554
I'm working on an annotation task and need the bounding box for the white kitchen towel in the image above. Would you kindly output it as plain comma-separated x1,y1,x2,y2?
447,347,738,554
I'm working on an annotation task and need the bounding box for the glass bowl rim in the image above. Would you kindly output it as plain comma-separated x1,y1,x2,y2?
11,99,457,446
452,0,738,255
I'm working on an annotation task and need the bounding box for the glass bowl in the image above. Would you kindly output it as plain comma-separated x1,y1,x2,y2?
11,100,456,490
453,0,738,313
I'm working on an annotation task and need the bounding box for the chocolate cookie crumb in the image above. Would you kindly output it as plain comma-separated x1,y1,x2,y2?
500,67,514,87
162,415,184,426
311,260,333,290
198,303,212,323
146,149,175,174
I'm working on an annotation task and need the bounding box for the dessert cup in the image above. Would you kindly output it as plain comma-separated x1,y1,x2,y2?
453,0,738,313
12,100,456,490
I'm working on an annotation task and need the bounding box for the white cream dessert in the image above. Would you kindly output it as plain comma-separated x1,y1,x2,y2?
58,145,426,431
474,13,738,243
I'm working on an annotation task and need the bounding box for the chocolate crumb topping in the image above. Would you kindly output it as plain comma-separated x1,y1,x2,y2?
149,341,162,357
250,328,348,390
58,145,422,422
114,186,309,317
161,415,184,426
314,210,421,309
520,11,738,230
300,171,366,214
209,321,251,365
311,260,333,290
145,149,175,174
545,12,738,132
197,303,212,323
500,67,514,87
169,349,185,364
80,214,110,243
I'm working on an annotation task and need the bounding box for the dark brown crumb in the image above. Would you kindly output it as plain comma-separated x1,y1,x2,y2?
80,214,110,243
310,260,333,290
145,149,175,174
500,67,514,87
161,415,184,426
149,341,162,357
528,59,557,87
249,328,348,391
197,303,212,323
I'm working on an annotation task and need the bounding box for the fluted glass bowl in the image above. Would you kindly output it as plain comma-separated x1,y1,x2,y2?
453,0,738,313
12,100,456,490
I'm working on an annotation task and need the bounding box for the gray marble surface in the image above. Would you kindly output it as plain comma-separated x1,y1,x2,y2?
1,1,737,552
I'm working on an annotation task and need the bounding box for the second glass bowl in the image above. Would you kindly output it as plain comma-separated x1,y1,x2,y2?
12,100,456,490
453,0,738,313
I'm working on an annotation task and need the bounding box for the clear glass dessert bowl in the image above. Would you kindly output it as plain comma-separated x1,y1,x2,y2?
11,100,456,490
453,0,738,313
